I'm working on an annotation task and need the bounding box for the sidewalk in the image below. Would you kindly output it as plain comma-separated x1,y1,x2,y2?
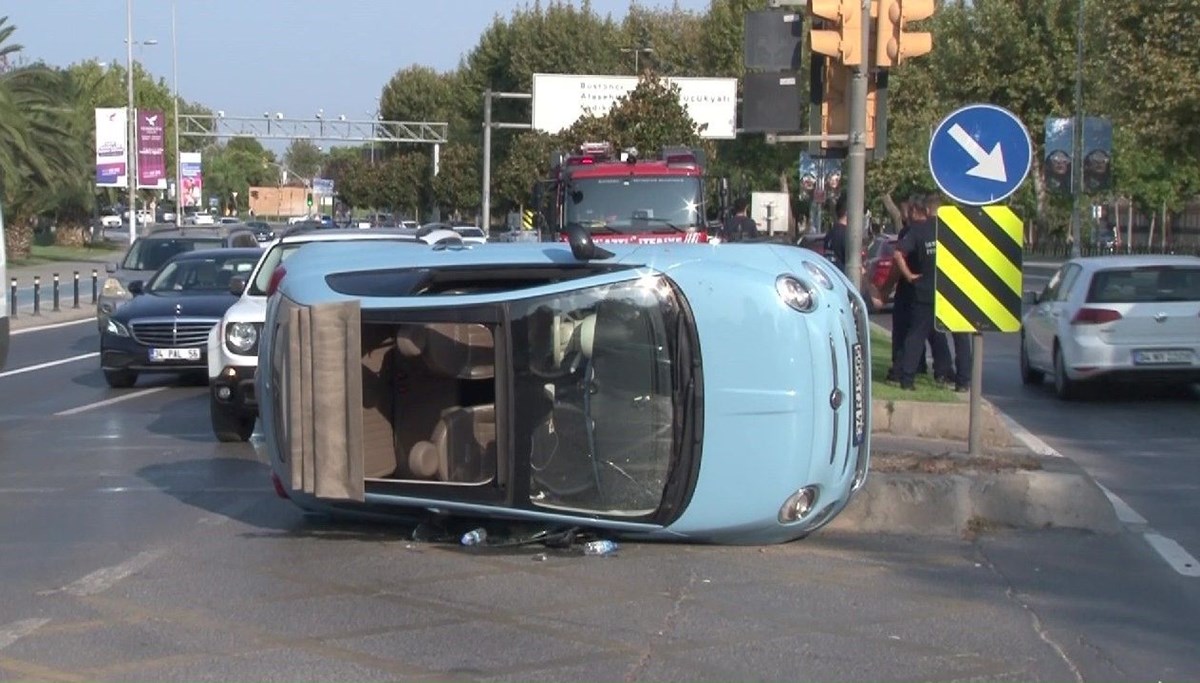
7,259,109,332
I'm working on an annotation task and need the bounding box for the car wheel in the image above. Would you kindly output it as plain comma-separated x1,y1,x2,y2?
1052,345,1078,400
103,369,137,388
1019,334,1044,385
211,397,255,442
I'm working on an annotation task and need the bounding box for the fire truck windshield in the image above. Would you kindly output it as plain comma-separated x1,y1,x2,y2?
565,176,701,233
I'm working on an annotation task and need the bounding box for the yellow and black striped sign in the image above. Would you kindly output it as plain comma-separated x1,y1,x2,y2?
935,205,1023,333
522,209,535,230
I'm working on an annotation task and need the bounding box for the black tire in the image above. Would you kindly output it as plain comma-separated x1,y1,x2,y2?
103,369,137,388
211,397,255,442
1053,345,1079,400
1019,335,1044,385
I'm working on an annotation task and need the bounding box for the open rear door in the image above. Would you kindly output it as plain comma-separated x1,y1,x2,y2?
286,300,365,501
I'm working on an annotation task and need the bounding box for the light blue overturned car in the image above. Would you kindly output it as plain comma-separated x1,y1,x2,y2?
256,228,870,544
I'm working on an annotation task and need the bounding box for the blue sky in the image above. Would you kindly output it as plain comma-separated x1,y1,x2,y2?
7,0,711,126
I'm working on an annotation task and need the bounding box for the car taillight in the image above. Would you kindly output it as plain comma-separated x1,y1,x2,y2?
265,265,287,297
1071,307,1122,325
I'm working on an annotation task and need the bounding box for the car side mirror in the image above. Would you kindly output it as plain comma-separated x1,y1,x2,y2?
565,224,613,261
128,280,144,296
228,276,246,296
1021,290,1039,306
106,262,118,274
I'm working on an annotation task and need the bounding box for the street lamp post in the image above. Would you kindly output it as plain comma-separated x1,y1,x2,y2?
620,46,654,73
125,0,135,245
172,0,181,227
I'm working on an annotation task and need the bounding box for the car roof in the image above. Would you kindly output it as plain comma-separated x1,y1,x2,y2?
166,247,264,261
278,227,425,243
1069,254,1200,271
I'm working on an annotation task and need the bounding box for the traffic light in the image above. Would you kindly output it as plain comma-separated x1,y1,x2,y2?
306,192,313,208
818,58,851,149
874,0,934,67
810,0,863,66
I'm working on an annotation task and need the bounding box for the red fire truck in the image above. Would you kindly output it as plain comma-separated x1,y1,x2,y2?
533,142,724,244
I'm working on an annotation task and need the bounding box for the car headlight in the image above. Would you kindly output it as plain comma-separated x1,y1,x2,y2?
776,275,817,312
778,486,820,523
802,261,834,290
101,277,130,299
225,322,261,355
105,318,131,337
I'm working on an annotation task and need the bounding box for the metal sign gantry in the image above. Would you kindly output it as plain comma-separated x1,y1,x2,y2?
178,114,448,144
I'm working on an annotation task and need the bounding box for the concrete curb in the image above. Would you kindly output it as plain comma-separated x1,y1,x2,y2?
872,398,1014,447
829,452,1121,535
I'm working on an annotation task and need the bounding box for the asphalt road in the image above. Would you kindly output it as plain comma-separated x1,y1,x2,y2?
0,318,1197,681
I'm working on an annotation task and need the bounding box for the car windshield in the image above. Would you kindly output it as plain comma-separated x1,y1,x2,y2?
565,176,701,233
147,253,259,293
509,276,683,517
121,238,223,271
1086,266,1200,303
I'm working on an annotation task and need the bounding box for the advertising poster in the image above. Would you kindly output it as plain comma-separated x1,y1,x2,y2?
95,107,128,187
531,73,738,139
136,109,167,189
180,152,203,208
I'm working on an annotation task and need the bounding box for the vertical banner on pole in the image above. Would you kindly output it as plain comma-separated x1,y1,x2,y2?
180,152,203,209
136,109,167,189
95,108,129,187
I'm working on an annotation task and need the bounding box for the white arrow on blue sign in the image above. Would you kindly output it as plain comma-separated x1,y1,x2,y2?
928,104,1032,206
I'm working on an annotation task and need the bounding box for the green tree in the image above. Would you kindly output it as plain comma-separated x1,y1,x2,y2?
431,143,480,222
0,17,86,258
282,138,324,180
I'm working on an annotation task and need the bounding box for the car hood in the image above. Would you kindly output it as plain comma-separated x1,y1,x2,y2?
112,291,238,321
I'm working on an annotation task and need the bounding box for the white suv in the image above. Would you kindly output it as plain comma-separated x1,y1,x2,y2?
206,225,464,441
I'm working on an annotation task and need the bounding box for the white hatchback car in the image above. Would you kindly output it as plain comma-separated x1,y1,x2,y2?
206,225,464,441
1020,255,1200,399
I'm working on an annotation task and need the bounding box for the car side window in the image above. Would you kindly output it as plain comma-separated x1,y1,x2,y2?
1055,264,1082,301
232,233,257,248
1040,267,1065,302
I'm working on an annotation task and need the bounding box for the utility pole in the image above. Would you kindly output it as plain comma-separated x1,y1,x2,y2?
842,0,872,292
172,0,181,227
1068,0,1085,257
125,0,136,245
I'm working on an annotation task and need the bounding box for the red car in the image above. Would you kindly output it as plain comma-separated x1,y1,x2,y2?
864,234,899,307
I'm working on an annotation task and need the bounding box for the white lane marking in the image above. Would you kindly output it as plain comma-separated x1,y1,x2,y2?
0,618,50,651
52,550,165,597
0,352,98,379
1096,484,1148,526
991,404,1199,578
55,387,168,416
11,316,97,335
1143,533,1200,577
999,413,1061,457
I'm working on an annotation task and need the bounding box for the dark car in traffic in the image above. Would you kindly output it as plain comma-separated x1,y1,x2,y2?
100,248,263,388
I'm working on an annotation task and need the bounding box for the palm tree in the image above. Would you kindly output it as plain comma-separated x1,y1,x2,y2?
0,16,87,258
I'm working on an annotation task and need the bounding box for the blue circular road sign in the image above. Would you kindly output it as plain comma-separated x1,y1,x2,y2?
928,104,1032,206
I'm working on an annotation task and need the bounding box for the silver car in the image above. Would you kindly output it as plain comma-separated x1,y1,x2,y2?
1020,255,1200,398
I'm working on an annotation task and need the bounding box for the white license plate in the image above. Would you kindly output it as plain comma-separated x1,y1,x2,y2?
851,343,865,446
1133,349,1194,365
149,347,201,362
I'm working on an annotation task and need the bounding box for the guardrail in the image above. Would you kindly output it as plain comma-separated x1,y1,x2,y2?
1023,243,1200,260
8,270,98,318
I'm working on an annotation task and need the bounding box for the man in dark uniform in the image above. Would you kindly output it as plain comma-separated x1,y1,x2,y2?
722,198,759,242
824,194,848,268
892,194,944,390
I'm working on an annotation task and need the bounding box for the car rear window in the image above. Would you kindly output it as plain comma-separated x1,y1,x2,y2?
1086,266,1200,303
122,238,223,271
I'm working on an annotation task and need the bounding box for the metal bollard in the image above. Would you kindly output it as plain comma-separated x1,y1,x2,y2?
33,275,41,316
92,269,98,304
9,278,16,319
73,271,80,309
53,273,61,312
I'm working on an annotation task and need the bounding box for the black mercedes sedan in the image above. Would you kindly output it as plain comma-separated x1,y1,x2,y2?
100,248,263,388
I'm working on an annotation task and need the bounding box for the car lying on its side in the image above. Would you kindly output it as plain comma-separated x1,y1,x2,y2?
206,226,464,442
255,228,870,544
1020,254,1200,399
100,248,263,388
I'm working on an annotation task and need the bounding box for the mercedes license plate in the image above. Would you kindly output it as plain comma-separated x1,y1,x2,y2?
851,343,865,445
1133,349,1193,365
150,347,201,362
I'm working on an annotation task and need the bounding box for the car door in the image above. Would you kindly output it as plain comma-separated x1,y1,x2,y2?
1026,264,1077,367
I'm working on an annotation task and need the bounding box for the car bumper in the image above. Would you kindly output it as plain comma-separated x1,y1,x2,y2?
211,365,259,417
1064,336,1200,384
101,334,207,372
